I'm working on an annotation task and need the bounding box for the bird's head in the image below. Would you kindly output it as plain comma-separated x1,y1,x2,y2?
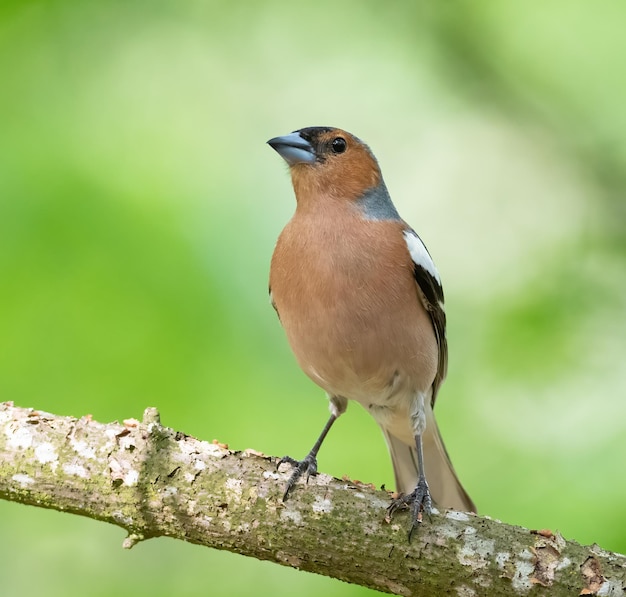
267,127,384,206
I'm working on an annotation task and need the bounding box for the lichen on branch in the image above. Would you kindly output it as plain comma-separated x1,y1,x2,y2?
0,402,624,596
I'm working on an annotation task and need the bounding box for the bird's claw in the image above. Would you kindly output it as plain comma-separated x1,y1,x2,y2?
387,476,432,542
277,454,318,501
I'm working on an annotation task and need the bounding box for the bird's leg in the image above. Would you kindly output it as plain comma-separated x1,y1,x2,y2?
278,413,337,501
387,431,433,541
387,393,433,540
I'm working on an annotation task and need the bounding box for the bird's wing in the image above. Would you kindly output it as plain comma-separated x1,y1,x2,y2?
269,287,281,321
402,229,448,405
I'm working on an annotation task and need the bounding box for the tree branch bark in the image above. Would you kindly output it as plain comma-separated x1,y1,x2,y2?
0,402,623,596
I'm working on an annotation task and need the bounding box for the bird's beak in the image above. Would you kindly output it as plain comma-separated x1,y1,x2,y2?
267,132,316,165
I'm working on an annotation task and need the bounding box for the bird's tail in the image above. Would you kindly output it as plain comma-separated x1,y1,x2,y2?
382,411,476,513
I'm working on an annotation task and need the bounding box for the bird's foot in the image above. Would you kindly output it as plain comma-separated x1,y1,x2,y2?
387,476,432,542
276,454,318,501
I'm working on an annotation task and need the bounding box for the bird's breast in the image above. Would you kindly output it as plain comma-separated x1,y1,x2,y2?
270,210,438,403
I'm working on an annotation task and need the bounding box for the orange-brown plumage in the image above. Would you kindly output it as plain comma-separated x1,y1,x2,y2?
272,211,437,407
288,129,381,205
268,127,475,532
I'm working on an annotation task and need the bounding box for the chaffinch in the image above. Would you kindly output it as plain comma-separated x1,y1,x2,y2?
267,127,475,537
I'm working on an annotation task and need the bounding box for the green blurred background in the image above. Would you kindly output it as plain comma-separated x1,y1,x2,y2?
1,1,625,595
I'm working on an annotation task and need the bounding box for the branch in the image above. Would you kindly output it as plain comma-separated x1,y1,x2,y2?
0,402,623,596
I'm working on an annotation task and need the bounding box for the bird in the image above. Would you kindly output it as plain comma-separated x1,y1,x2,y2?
267,126,475,537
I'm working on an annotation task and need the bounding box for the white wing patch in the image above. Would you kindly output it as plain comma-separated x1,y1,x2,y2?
402,230,441,285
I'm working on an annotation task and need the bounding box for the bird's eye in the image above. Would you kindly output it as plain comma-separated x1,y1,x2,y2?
331,137,347,154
